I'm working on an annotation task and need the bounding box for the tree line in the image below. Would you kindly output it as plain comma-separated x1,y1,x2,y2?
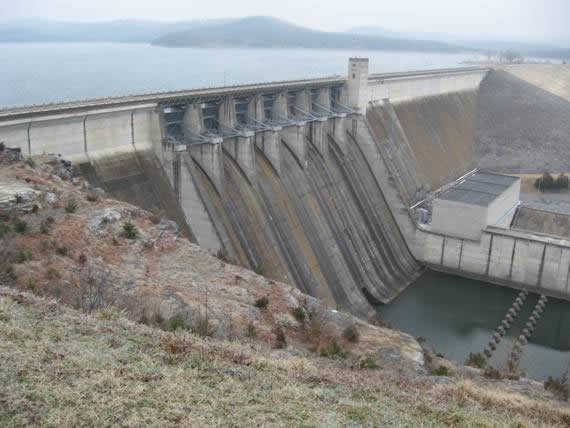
535,172,569,191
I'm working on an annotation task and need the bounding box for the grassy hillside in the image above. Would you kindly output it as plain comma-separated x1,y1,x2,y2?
1,286,569,426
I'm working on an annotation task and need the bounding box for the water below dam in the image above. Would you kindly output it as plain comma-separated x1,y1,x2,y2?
0,42,484,107
377,270,570,381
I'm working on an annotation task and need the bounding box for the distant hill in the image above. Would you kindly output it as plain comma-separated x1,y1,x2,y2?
349,26,570,60
152,16,466,52
0,19,233,43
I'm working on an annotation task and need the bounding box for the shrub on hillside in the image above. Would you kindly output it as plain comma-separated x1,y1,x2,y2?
291,306,305,322
273,326,287,349
465,352,487,369
254,263,265,276
150,207,163,224
556,174,569,190
545,374,569,401
535,172,569,191
122,221,138,239
320,340,347,360
343,325,360,343
65,199,78,213
483,366,504,380
0,222,10,238
246,322,257,339
432,366,450,376
215,247,231,263
358,355,380,370
254,296,269,309
166,313,187,331
86,191,99,202
13,218,27,234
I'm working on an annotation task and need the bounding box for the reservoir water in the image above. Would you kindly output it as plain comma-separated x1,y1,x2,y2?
0,43,483,107
378,271,570,380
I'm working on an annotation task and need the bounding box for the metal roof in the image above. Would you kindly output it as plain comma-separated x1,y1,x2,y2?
437,172,519,207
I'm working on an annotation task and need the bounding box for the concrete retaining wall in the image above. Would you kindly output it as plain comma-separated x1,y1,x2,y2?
416,227,570,300
0,105,160,163
368,71,486,103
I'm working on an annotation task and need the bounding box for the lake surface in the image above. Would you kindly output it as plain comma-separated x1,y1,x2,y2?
378,270,570,380
0,43,484,107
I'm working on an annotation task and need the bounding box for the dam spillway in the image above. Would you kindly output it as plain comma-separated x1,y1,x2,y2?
4,58,570,314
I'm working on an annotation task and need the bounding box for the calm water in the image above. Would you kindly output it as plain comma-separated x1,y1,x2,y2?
0,43,484,107
378,271,570,380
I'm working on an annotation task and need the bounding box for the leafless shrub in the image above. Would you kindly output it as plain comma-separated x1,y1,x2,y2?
0,240,18,283
86,190,99,202
76,266,115,312
149,207,164,224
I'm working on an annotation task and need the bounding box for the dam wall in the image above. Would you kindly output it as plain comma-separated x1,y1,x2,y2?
9,59,542,312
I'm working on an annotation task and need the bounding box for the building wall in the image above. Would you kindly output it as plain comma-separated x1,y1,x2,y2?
486,179,520,228
431,198,488,240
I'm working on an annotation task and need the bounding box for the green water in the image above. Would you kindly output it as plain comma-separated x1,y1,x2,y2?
377,270,570,380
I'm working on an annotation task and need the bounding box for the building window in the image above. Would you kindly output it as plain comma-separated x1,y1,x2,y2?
352,73,356,79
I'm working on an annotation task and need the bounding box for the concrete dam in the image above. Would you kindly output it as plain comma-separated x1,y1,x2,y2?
2,58,570,315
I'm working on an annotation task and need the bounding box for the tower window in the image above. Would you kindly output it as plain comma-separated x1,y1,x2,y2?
352,73,356,79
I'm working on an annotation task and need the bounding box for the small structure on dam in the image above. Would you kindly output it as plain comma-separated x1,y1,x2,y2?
431,171,520,240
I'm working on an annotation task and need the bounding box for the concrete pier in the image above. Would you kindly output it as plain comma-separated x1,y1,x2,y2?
189,140,224,194
282,124,308,167
218,97,237,129
257,128,282,175
310,118,328,158
223,132,256,184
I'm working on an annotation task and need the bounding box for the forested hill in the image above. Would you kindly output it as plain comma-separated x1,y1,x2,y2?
0,19,231,43
152,16,464,52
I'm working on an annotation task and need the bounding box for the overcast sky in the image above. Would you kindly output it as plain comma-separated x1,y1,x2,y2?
1,0,569,43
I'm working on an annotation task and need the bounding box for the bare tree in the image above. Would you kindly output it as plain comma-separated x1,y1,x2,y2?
503,50,524,64
77,266,114,312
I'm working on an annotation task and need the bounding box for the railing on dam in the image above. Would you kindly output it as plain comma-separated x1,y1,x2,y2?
0,76,346,121
0,65,490,122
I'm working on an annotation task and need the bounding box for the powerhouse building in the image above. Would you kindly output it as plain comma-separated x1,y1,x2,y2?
431,171,520,240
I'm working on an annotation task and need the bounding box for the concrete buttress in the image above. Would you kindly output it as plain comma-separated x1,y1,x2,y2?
295,90,312,117
282,124,308,167
258,128,282,175
273,92,288,120
310,118,328,158
189,142,224,195
183,103,204,138
218,97,236,130
223,133,256,184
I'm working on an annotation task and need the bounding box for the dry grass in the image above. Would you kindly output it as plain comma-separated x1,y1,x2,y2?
1,287,569,427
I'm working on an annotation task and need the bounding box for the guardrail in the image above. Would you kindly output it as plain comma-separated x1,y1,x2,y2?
0,76,346,121
368,66,490,81
0,66,491,122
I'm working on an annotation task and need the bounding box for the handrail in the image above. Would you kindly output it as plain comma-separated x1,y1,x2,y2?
1,66,491,120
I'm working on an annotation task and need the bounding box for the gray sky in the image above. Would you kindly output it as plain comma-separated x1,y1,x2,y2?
2,0,569,43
